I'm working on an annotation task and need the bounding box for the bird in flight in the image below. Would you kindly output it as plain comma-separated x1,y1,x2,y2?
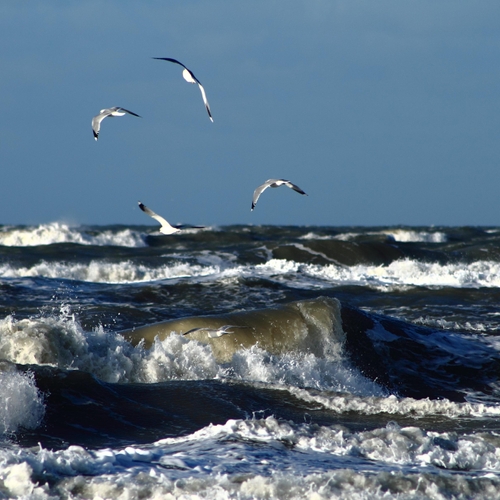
153,57,213,122
92,107,141,141
138,202,204,235
182,325,251,338
251,179,308,211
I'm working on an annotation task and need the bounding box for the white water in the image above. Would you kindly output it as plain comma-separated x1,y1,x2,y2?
0,224,449,248
0,223,146,247
305,229,449,243
383,229,448,243
0,417,499,499
2,255,500,290
1,312,498,424
0,259,219,283
0,311,380,398
1,224,499,498
0,313,499,498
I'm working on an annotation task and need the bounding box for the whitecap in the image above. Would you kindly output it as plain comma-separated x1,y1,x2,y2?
0,313,221,384
384,229,447,243
301,259,500,289
0,260,220,284
290,388,500,419
0,223,146,247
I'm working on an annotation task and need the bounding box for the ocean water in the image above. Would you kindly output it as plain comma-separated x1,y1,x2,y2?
0,223,500,499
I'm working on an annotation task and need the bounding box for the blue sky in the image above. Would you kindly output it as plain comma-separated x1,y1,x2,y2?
1,1,500,227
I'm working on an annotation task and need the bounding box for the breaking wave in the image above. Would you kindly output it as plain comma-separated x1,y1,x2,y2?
0,223,146,247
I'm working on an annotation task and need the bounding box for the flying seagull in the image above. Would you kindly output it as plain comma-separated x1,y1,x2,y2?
251,179,308,211
138,201,204,235
92,107,141,141
153,57,213,122
182,325,251,338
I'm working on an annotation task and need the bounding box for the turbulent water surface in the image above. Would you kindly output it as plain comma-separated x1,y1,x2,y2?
0,223,500,499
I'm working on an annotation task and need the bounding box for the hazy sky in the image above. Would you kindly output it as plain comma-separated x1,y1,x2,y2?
2,1,500,227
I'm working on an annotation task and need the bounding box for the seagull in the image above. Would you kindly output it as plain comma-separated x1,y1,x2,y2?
251,179,308,211
138,201,204,235
92,107,141,141
153,57,213,122
182,325,250,338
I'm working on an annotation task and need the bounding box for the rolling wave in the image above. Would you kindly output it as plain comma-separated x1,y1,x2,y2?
0,223,146,247
2,256,500,289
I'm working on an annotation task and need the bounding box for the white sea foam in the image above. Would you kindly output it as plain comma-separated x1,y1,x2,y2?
0,260,219,283
229,345,385,398
384,229,447,243
0,310,499,498
1,417,498,499
0,312,221,384
331,229,448,243
300,232,336,240
290,388,500,419
413,316,492,332
2,310,498,425
0,223,146,247
0,311,381,399
206,417,500,471
3,256,500,289
300,258,500,289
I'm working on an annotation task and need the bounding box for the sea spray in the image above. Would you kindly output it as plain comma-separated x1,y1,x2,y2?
0,362,44,435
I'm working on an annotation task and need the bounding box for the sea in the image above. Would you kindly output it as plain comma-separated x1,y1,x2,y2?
0,222,499,499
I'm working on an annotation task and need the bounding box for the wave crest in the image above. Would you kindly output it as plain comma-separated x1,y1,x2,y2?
0,223,146,247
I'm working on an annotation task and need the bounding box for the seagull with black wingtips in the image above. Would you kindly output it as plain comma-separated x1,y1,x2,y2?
138,201,204,235
153,57,213,122
92,107,141,141
251,179,308,211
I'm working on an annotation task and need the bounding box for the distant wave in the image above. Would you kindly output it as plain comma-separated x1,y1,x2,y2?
301,258,500,289
327,229,448,243
291,387,500,419
2,256,500,288
0,223,146,247
0,260,219,283
1,224,449,248
383,229,448,243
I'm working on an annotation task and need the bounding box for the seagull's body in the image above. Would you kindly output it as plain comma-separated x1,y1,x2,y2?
251,179,307,211
153,57,213,122
92,107,140,141
138,202,204,235
182,325,250,338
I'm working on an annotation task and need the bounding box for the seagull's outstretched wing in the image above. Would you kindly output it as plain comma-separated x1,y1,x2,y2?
138,201,180,235
92,109,112,140
138,201,205,234
116,107,141,118
251,179,307,211
251,180,274,211
282,180,307,196
92,107,141,141
153,57,197,78
153,57,213,122
196,82,213,122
